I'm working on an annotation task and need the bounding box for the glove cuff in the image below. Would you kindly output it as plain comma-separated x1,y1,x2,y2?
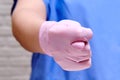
39,21,57,56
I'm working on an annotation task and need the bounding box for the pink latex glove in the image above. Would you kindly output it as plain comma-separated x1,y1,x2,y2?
39,20,93,71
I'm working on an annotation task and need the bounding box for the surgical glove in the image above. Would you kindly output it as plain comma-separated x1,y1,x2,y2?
39,20,93,71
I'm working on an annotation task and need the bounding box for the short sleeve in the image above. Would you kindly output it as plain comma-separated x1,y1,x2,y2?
11,0,17,15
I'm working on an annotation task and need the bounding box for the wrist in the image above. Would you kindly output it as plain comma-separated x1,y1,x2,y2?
39,21,57,56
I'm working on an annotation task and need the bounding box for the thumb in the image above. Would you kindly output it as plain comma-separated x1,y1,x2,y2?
71,41,85,49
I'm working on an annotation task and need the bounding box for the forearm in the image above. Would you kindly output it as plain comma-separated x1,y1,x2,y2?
11,1,46,53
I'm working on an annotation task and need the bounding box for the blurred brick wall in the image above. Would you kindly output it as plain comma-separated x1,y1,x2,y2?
0,0,32,80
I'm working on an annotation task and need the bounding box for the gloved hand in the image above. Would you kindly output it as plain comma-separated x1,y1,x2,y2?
39,20,93,71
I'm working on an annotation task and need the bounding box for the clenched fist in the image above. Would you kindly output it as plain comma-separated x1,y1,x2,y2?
39,20,93,71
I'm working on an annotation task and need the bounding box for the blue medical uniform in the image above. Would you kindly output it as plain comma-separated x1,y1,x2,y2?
12,0,120,80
